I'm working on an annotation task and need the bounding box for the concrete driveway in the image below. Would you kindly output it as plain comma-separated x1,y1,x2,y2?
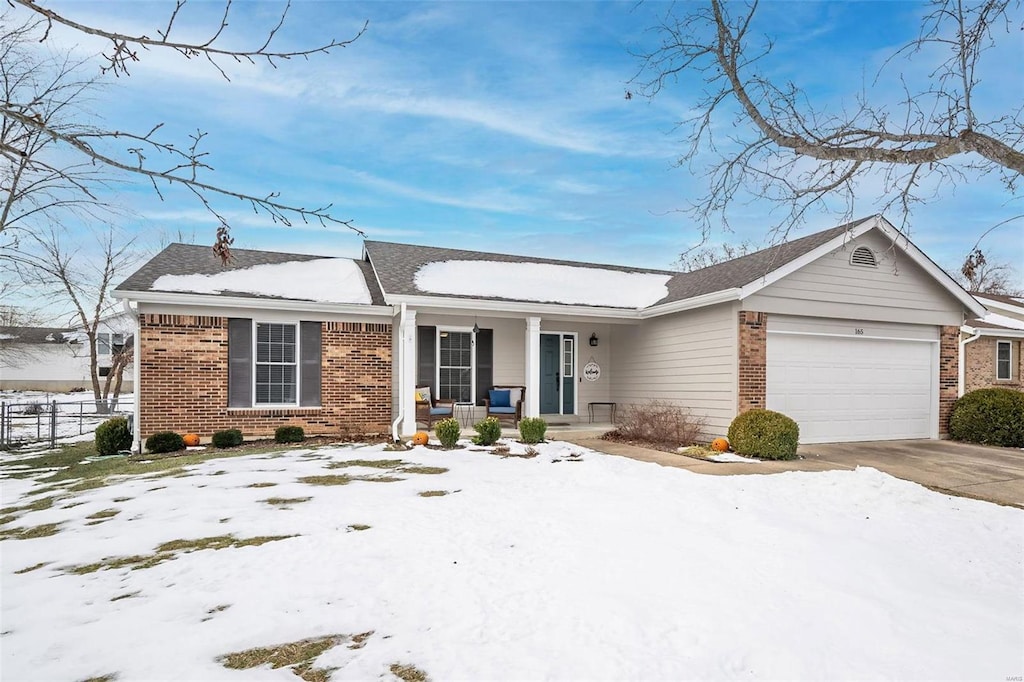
556,432,1024,508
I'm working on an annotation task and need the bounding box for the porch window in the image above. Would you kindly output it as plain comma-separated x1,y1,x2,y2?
438,330,473,402
255,323,297,404
997,340,1012,380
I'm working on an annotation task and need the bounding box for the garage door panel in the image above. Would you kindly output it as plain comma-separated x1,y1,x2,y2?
767,333,935,443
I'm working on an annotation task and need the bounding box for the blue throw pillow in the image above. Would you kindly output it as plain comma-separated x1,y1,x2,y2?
489,389,511,408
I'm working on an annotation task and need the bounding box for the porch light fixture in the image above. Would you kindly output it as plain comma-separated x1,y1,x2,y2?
473,319,480,334
589,333,599,347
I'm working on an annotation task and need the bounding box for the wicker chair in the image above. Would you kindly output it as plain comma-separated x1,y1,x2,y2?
415,386,454,427
482,385,524,426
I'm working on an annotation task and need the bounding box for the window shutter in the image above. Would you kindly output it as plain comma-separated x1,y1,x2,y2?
475,328,493,405
299,321,321,407
227,318,252,407
417,326,436,395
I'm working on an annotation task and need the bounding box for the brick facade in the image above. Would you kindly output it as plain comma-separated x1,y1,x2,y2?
737,310,767,413
963,336,1023,393
139,314,392,438
938,325,959,437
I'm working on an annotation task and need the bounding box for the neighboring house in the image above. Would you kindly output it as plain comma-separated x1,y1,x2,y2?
113,215,986,446
0,312,136,392
961,292,1024,393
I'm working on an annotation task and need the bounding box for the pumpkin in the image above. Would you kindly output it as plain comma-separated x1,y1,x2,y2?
411,431,429,446
182,433,201,447
710,437,729,452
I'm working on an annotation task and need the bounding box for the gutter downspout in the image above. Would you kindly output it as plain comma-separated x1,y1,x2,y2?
959,328,982,397
122,299,142,454
391,302,407,443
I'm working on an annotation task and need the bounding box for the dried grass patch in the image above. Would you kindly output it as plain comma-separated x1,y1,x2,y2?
390,662,429,681
0,522,62,540
399,466,448,475
65,534,296,574
327,459,405,469
264,497,313,506
417,490,449,498
219,634,348,680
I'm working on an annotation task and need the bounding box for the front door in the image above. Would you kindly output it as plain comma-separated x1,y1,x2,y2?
540,334,560,414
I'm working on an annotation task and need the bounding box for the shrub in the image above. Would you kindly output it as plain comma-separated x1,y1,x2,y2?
727,409,800,460
275,426,305,444
609,400,705,447
145,431,185,454
472,417,502,446
434,418,461,449
212,429,244,448
95,417,132,456
949,388,1024,447
518,417,547,444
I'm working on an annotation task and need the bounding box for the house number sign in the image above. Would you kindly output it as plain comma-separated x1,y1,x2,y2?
583,361,601,382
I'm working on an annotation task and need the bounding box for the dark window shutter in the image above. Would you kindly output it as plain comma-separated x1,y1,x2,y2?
299,321,321,407
228,318,252,407
417,326,436,395
475,328,493,405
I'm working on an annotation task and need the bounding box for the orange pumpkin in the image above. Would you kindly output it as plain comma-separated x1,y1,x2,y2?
411,431,429,446
183,433,201,447
710,437,729,452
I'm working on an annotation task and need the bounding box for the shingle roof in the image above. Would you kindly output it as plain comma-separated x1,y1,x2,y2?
0,326,72,344
365,217,864,308
115,243,386,306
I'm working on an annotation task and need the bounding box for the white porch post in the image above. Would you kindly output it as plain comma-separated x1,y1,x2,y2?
399,308,419,437
524,316,541,418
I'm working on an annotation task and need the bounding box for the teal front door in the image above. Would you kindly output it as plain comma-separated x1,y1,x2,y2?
540,334,560,414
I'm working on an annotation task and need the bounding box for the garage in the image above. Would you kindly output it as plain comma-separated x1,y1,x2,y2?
766,316,938,443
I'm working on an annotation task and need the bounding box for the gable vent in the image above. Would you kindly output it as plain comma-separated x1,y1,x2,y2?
850,246,877,267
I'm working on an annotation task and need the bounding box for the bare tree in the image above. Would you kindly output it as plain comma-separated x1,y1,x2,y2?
676,240,757,272
632,0,1023,244
1,3,368,260
957,248,1023,295
4,225,138,411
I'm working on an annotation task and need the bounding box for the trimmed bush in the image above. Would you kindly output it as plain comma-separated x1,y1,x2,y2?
434,417,461,449
727,409,800,460
949,388,1024,447
212,429,244,448
472,417,502,446
518,417,547,444
609,400,705,447
275,426,305,444
95,417,132,456
145,431,186,454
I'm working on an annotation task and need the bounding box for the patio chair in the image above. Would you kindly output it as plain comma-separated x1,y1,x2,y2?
483,385,524,427
415,386,454,427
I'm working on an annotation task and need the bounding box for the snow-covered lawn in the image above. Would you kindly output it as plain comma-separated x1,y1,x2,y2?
2,439,1021,681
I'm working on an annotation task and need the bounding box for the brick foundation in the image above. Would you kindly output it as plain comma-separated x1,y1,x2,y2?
963,336,1023,393
139,314,392,439
938,325,959,436
737,311,767,413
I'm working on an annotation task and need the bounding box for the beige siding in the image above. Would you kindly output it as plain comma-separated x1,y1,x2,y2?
610,302,738,438
744,230,965,326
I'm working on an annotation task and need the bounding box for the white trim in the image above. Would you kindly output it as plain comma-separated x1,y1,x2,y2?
958,328,982,396
114,289,393,317
252,320,300,408
973,296,1024,317
638,289,741,319
767,329,939,344
538,330,578,416
996,340,1014,381
960,324,1024,339
386,294,646,320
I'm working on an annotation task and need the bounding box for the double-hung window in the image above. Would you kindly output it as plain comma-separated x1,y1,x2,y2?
97,332,125,357
256,323,297,404
996,340,1012,381
438,330,473,403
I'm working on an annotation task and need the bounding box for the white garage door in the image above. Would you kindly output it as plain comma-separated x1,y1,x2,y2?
766,330,936,443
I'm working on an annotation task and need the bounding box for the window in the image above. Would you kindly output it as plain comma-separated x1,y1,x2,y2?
97,332,125,357
996,340,1012,381
563,337,574,377
256,323,297,404
438,330,473,402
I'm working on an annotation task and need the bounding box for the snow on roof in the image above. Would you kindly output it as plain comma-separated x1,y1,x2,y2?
414,260,672,308
0,333,17,340
151,258,372,305
982,312,1024,331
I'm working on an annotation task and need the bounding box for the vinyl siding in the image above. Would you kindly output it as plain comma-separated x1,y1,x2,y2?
610,302,738,437
744,230,965,326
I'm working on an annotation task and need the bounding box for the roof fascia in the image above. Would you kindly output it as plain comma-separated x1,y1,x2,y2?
974,296,1024,317
737,216,877,300
387,294,643,321
362,247,392,305
961,324,1024,338
638,288,741,319
112,289,394,317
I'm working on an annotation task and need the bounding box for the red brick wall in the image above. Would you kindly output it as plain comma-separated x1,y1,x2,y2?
737,311,767,413
139,314,392,438
963,336,1023,393
938,325,959,436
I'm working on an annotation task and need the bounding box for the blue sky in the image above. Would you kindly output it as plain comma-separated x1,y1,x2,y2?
37,0,1024,287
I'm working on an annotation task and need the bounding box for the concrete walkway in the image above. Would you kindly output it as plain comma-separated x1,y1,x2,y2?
552,432,1024,509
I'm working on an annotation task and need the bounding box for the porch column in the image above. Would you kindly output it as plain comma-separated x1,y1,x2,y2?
399,308,419,437
524,316,541,418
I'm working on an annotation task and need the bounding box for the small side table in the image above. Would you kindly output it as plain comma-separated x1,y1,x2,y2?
588,402,617,423
454,402,475,428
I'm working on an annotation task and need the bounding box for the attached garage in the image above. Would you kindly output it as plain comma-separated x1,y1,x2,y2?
766,316,939,443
